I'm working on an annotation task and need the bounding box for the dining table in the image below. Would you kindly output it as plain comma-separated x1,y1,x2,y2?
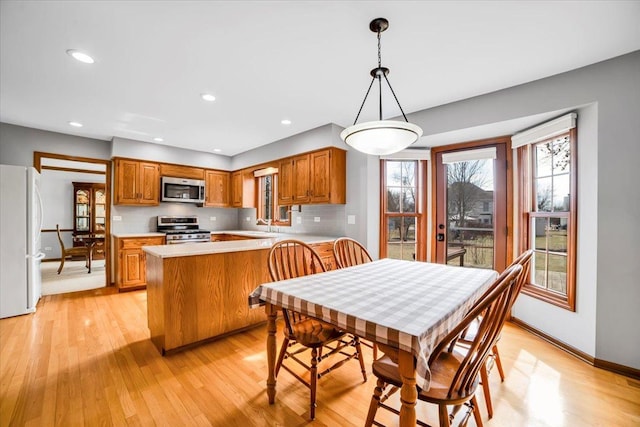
249,258,497,426
72,233,105,273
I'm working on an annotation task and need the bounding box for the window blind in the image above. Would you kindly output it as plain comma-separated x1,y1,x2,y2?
441,147,496,164
511,112,577,148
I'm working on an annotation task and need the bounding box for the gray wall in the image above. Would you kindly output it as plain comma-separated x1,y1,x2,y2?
0,123,111,164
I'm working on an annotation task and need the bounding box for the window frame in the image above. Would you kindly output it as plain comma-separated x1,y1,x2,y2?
518,128,577,311
256,173,291,226
379,159,427,261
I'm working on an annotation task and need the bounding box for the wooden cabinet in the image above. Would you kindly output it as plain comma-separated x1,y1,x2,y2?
278,148,346,206
114,236,165,291
310,241,337,271
231,171,243,207
114,158,160,205
72,182,106,259
310,148,346,203
204,170,230,207
231,170,256,208
160,163,204,180
278,153,310,204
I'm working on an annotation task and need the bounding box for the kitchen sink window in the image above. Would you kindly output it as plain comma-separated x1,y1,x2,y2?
256,170,290,226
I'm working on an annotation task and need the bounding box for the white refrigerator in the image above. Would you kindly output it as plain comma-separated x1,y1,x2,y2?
0,164,45,318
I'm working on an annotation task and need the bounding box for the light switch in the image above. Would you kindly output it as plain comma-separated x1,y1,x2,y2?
296,217,302,224
210,216,217,221
246,217,251,222
113,216,122,221
314,217,321,222
347,215,356,224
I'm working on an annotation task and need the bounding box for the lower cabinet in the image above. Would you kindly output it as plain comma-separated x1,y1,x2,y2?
114,236,165,291
309,241,336,271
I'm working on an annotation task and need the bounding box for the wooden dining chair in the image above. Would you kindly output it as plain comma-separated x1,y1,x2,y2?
453,249,533,419
56,224,89,274
332,237,378,360
364,264,523,427
268,239,367,420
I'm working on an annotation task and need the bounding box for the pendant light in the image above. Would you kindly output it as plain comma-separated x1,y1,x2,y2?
340,18,423,155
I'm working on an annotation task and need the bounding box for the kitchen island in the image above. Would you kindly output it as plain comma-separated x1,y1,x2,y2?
143,233,336,354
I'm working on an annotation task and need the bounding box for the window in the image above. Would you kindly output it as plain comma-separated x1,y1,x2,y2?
257,173,290,226
518,128,577,310
380,160,426,261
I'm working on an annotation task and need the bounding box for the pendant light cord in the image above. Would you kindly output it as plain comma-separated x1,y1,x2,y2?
350,23,410,125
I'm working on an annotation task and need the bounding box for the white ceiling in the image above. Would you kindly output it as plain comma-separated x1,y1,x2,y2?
1,1,638,156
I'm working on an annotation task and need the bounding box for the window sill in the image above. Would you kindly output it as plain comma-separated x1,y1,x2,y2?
521,284,575,312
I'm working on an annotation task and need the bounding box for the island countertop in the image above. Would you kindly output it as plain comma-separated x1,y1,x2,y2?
142,232,337,258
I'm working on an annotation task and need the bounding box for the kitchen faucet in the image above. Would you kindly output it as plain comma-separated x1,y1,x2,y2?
256,218,272,232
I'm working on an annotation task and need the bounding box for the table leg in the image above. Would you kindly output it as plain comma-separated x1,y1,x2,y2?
398,350,417,427
266,303,277,404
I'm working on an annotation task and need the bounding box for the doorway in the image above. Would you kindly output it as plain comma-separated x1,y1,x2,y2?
432,137,512,271
34,152,111,292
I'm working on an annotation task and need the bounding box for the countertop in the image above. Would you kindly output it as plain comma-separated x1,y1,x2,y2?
142,232,337,258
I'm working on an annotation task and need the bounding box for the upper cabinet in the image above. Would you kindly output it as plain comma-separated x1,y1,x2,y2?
231,170,256,208
114,158,160,205
278,148,346,206
160,164,204,180
204,170,230,207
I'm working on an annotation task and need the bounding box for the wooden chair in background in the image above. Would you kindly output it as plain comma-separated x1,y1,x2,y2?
56,224,89,274
268,239,367,420
332,237,378,360
365,264,523,427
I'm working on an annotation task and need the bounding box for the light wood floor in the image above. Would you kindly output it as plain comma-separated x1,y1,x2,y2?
1,288,639,426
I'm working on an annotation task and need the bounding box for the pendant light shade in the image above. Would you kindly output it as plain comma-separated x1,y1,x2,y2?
340,120,423,156
341,18,423,155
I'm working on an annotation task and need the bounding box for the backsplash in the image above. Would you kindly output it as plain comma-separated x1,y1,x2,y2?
110,203,239,234
110,202,346,237
238,204,346,236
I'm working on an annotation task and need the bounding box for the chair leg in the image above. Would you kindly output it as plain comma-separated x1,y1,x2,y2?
438,403,451,427
480,364,493,418
274,337,289,376
57,256,65,274
310,347,318,420
493,344,505,381
364,378,385,427
471,395,484,427
354,337,367,382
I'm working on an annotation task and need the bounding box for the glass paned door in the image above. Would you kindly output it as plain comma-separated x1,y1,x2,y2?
446,159,495,268
434,143,508,271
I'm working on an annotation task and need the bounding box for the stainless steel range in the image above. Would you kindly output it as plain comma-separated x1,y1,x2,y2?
156,216,211,244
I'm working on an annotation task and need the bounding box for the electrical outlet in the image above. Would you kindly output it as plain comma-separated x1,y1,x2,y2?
210,216,217,221
347,215,356,224
44,246,52,251
113,216,122,221
246,217,251,222
296,217,302,224
314,217,320,222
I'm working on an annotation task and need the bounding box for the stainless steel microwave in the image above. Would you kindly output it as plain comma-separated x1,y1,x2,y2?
161,176,205,204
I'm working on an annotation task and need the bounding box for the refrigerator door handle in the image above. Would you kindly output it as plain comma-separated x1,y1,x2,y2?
35,184,44,244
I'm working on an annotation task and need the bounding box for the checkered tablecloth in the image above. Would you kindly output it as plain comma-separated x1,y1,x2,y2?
249,258,497,391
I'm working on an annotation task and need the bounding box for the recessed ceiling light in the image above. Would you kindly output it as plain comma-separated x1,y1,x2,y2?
281,119,292,125
201,93,216,102
66,49,95,64
213,148,222,153
153,137,164,142
68,121,83,127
